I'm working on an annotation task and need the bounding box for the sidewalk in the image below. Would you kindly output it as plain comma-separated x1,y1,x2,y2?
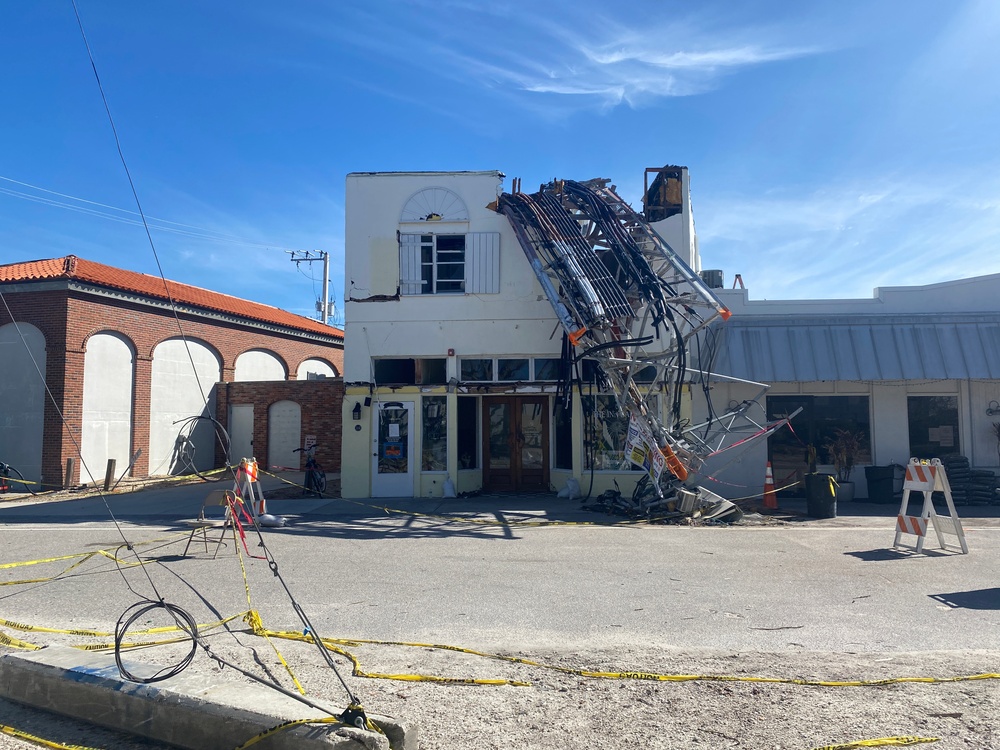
4,474,1000,528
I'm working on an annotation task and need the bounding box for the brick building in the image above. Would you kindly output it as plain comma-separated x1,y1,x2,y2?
0,255,344,490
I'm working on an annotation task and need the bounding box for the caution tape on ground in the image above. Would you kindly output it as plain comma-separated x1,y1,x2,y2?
811,738,938,749
246,622,1000,689
0,723,102,750
0,612,249,653
4,606,1000,693
0,532,189,587
233,717,343,750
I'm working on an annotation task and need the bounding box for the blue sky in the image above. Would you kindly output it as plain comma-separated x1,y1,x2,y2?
3,1,1000,321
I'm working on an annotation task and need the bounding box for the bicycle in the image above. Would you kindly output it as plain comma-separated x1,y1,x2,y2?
293,446,326,497
0,461,37,495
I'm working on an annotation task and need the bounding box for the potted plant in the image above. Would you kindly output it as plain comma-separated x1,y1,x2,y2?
825,428,867,503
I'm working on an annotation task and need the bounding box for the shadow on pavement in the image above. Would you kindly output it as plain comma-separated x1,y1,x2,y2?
928,588,1000,610
843,548,953,561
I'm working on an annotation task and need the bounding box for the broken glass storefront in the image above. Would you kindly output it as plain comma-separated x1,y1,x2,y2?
582,395,658,472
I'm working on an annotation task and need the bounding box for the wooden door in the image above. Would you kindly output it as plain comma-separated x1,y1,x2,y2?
482,396,549,492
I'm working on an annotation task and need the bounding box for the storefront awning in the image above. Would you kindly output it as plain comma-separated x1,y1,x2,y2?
711,318,1000,382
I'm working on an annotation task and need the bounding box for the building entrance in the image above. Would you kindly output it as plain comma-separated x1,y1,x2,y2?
482,396,549,492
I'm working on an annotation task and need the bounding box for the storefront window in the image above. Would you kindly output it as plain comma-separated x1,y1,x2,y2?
421,396,447,471
583,395,655,470
907,395,960,459
767,395,871,488
554,400,573,470
457,397,478,469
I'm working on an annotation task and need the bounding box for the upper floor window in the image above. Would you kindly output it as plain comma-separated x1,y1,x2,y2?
459,357,562,382
400,232,500,295
416,234,465,294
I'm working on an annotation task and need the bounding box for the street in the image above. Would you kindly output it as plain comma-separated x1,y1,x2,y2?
1,481,999,748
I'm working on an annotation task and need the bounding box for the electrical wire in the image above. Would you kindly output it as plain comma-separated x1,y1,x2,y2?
63,1,364,714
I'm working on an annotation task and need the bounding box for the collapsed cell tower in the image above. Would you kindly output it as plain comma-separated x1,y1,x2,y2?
494,171,787,517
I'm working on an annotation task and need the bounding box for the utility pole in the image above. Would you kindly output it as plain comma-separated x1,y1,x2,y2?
287,250,334,325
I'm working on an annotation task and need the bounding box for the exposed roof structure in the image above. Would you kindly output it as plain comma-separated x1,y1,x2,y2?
0,255,343,340
714,316,1000,382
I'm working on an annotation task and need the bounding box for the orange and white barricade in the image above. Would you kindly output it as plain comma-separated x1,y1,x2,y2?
893,458,968,554
233,457,285,527
233,458,265,516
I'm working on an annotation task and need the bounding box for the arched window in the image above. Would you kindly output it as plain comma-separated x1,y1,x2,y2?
399,187,468,223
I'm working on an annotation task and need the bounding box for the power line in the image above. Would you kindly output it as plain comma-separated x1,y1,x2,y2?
0,174,311,252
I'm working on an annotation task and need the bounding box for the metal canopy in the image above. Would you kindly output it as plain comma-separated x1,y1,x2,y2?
713,317,1000,382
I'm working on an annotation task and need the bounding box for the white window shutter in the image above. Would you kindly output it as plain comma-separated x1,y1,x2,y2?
465,232,500,294
399,234,422,295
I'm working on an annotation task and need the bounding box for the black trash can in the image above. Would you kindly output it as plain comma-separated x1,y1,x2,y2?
865,465,896,504
805,473,837,518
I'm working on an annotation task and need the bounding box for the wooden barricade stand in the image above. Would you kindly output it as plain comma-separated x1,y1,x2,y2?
893,458,968,554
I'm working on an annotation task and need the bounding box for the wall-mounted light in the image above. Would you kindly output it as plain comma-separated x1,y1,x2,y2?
352,402,362,421
987,400,1000,416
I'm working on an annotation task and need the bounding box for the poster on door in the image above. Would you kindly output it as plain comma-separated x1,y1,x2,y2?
626,414,666,484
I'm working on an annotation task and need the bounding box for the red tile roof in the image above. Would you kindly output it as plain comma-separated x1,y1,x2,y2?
0,256,343,340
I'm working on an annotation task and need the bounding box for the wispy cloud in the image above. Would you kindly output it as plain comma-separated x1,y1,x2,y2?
698,171,1000,300
288,3,821,112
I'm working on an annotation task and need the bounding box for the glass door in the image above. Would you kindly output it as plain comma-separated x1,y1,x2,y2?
371,402,414,497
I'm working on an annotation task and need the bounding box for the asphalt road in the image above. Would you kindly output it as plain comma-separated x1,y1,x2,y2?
1,478,998,655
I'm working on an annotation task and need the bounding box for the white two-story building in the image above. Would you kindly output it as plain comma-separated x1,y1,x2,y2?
340,168,702,499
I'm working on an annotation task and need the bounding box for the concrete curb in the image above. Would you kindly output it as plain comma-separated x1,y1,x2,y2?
0,646,416,750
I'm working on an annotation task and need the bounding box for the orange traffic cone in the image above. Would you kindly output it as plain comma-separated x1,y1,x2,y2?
763,461,778,510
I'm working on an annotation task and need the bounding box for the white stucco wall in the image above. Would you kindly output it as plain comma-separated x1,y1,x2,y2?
234,349,286,382
344,171,563,383
148,338,221,476
0,322,45,485
80,332,134,484
717,273,1000,317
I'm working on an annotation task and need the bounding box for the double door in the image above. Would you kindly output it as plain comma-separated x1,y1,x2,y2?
482,396,549,492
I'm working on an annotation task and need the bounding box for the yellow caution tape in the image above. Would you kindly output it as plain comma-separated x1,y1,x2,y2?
0,612,249,652
0,723,101,750
4,606,999,697
233,717,343,750
232,711,383,750
0,551,100,570
812,738,938,750
0,533,188,587
249,625,1000,689
235,551,305,694
0,630,43,651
